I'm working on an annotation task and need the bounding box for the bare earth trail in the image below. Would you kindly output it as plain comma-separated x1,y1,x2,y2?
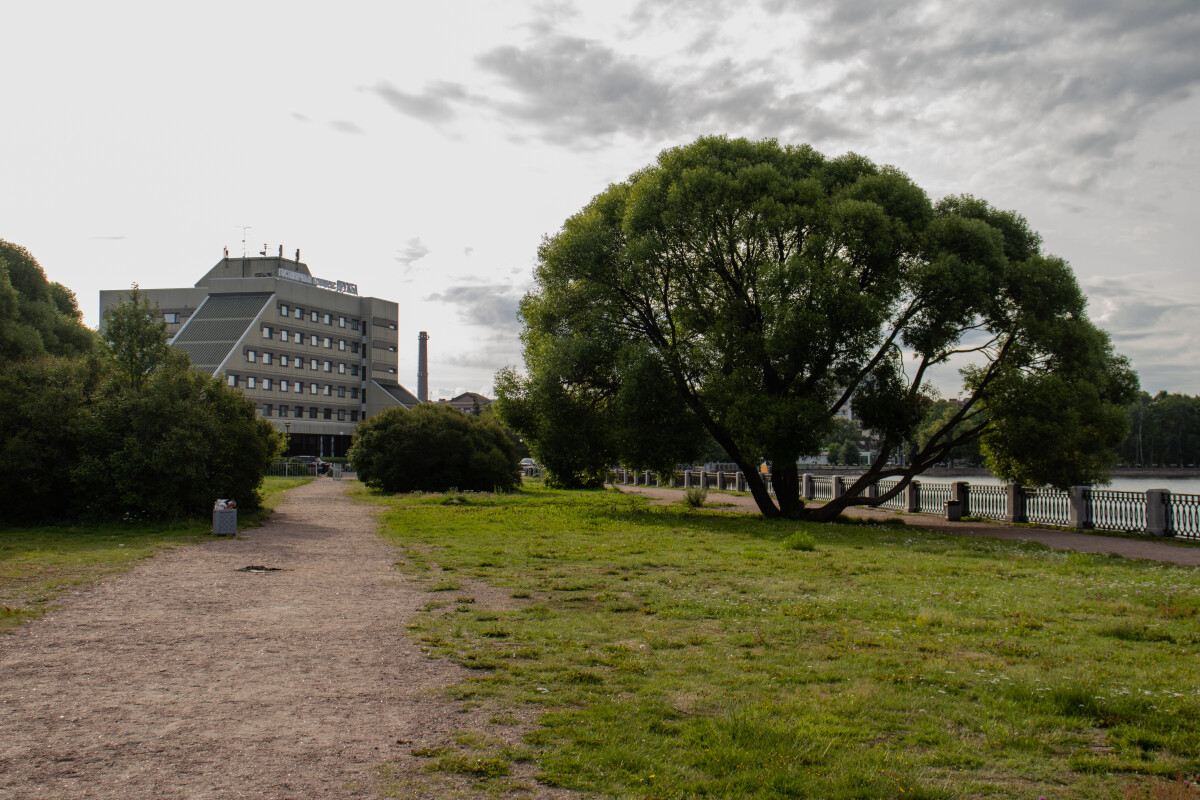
616,485,1200,567
0,479,485,799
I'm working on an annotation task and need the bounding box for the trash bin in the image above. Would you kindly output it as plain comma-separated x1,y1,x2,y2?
213,499,238,534
944,500,962,522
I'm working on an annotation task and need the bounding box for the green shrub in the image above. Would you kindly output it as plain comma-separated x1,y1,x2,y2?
348,404,520,493
684,486,708,507
784,532,817,551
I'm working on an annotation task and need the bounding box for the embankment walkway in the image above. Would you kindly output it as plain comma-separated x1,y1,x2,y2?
614,485,1200,567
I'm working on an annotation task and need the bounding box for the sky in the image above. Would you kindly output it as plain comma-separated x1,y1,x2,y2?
3,0,1198,399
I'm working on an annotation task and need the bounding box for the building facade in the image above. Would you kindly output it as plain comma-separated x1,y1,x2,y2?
100,252,420,457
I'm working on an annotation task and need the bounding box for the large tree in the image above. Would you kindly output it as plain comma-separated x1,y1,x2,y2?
496,136,1137,519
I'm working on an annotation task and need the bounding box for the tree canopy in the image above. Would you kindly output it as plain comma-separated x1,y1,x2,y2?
495,136,1137,519
0,239,94,363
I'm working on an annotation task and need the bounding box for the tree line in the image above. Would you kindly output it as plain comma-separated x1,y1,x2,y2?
0,240,280,523
1119,391,1200,468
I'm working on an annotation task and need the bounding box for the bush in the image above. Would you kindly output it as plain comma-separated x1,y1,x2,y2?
684,486,708,507
348,404,520,493
784,532,817,551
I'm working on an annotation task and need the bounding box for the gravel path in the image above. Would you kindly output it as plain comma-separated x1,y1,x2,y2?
0,479,481,799
616,485,1200,567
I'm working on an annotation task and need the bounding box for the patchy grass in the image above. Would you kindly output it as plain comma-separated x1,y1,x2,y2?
369,484,1200,800
0,476,311,634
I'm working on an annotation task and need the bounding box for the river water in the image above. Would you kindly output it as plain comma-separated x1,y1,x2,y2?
925,474,1200,496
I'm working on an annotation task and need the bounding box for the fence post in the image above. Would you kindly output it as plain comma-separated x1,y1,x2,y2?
905,480,921,513
1005,483,1026,524
1145,489,1171,536
952,481,970,518
802,474,814,500
831,475,844,499
1068,486,1093,530
737,471,746,492
684,470,693,488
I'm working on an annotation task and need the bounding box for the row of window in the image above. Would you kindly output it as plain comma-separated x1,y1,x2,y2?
228,375,362,399
245,350,362,376
261,405,359,422
260,327,363,353
278,304,360,330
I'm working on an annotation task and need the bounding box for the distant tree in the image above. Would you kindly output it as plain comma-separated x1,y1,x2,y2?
0,239,93,363
101,284,171,391
915,400,982,466
499,136,1137,519
349,404,521,493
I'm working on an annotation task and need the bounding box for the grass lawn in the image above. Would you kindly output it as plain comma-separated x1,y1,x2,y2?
0,475,311,634
371,485,1200,800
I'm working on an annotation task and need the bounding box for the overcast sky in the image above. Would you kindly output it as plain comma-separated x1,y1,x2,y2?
3,1,1198,398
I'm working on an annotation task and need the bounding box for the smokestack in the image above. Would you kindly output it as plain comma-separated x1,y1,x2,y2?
418,331,429,402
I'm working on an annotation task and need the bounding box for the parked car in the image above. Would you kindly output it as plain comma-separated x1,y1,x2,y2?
520,457,537,468
294,455,331,475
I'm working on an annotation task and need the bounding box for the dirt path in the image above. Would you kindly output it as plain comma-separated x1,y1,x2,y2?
616,485,1200,567
0,480,494,799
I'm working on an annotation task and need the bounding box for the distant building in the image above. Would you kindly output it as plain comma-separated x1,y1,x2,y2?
99,250,420,457
436,391,493,415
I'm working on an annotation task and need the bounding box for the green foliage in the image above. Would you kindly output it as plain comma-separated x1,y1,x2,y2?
0,239,93,363
101,283,170,391
915,400,982,466
349,404,520,493
0,250,281,521
1121,391,1200,467
500,136,1136,517
683,486,708,507
783,531,817,550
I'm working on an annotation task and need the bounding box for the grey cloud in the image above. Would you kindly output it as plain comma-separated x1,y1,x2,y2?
371,81,469,124
395,237,431,266
292,112,310,123
330,120,365,135
475,35,848,146
425,284,523,330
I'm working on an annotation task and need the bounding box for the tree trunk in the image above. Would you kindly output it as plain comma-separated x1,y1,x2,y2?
739,465,781,518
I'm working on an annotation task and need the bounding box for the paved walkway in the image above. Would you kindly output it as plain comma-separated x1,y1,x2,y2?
615,485,1200,567
0,480,473,799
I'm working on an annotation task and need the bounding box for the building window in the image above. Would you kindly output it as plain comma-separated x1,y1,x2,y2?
337,386,345,398
339,316,346,328
309,406,318,418
246,350,256,362
164,312,179,324
262,326,272,338
294,307,303,319
263,404,272,417
310,359,318,370
338,339,345,351
350,410,359,422
294,381,303,394
263,352,272,365
280,355,289,367
280,304,289,316
323,408,332,420
323,337,331,348
280,379,289,392
351,319,359,331
310,334,319,346
323,361,331,372
263,377,272,390
296,358,304,370
323,313,332,325
293,331,302,344
337,409,345,421
350,342,359,354
350,365,358,376
247,376,257,389
310,383,317,394
323,384,331,396
295,405,304,418
279,329,288,342
338,363,345,374
350,387,359,399
310,310,318,322
227,374,238,387
278,405,288,418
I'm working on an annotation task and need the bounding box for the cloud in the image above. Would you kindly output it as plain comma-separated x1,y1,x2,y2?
370,81,469,124
464,246,475,256
475,34,848,147
425,284,523,330
395,237,431,266
330,120,365,135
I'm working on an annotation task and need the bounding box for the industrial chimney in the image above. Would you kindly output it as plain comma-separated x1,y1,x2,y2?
417,331,429,402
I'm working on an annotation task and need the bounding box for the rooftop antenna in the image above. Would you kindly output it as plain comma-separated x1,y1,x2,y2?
236,226,251,257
